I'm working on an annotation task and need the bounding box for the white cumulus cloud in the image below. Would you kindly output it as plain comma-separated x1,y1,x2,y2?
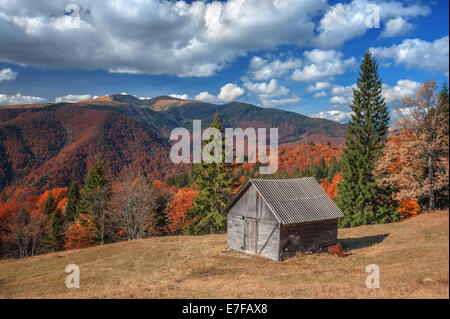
0,0,327,77
243,78,299,107
194,91,218,103
217,83,244,102
0,93,46,105
382,79,421,105
380,17,413,38
311,110,353,123
370,36,449,76
248,56,302,81
328,84,357,105
306,81,331,92
292,49,356,82
313,91,327,98
54,94,92,103
314,0,430,49
243,79,289,100
0,68,18,81
169,94,189,100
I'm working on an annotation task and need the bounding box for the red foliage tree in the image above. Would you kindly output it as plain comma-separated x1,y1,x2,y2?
65,214,97,250
236,142,343,177
167,187,198,234
320,173,343,201
375,126,424,219
32,187,68,216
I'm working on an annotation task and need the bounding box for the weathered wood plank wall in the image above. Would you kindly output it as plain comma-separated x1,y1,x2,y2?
228,185,257,218
227,215,244,251
279,219,338,260
257,219,280,260
227,185,280,260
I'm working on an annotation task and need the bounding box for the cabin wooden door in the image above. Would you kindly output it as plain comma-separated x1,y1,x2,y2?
244,218,257,253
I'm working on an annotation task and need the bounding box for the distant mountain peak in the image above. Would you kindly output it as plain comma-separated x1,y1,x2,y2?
110,93,142,104
139,95,214,111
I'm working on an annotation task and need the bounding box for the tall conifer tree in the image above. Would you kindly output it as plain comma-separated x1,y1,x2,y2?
42,192,64,251
42,192,57,216
65,181,80,224
186,112,233,235
337,50,397,227
78,154,111,244
47,208,65,251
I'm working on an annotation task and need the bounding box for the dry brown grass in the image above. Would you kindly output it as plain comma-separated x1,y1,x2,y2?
0,210,448,299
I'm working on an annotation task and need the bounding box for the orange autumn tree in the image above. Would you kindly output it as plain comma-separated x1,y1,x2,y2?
0,200,20,252
278,143,343,175
234,143,343,178
65,214,97,250
0,200,19,231
401,80,449,210
152,179,176,193
396,199,420,219
374,125,424,219
321,173,343,201
167,187,198,234
33,187,68,216
33,188,68,251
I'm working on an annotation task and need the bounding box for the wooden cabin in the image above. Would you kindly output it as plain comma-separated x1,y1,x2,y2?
223,178,344,261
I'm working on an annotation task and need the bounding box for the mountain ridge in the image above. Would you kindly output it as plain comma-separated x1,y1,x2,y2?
78,94,346,144
0,103,180,200
0,94,346,200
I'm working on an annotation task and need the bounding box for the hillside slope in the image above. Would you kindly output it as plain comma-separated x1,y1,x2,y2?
0,103,178,200
80,95,346,145
0,210,447,298
0,94,346,199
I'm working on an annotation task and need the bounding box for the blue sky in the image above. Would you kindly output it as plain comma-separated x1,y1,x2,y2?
0,0,448,122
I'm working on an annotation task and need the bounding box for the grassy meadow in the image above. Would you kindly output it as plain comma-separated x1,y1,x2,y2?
0,210,448,299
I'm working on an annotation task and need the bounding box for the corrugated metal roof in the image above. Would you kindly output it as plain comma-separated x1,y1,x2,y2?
224,177,344,224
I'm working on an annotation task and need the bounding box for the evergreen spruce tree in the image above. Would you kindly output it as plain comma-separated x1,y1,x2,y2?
65,181,80,224
47,208,65,251
42,192,64,251
337,50,397,227
78,154,111,244
150,195,170,236
437,82,449,140
42,192,57,216
185,112,233,235
149,181,174,236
